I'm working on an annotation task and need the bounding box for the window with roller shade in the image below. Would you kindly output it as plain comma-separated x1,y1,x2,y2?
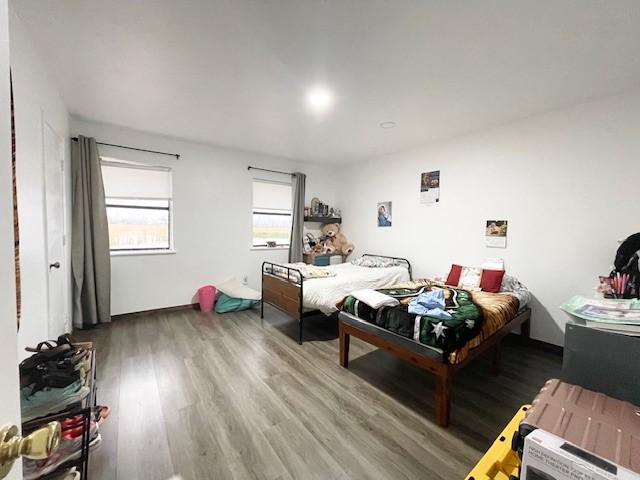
252,180,292,247
101,159,173,253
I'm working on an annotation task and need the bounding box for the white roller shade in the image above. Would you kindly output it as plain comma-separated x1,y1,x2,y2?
102,163,172,199
252,180,291,211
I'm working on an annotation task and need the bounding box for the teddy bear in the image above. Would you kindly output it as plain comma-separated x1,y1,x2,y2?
321,223,354,255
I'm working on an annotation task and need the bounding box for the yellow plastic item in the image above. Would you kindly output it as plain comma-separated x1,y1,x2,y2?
465,405,530,480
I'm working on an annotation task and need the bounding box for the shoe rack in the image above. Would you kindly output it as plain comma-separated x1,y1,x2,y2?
21,347,97,480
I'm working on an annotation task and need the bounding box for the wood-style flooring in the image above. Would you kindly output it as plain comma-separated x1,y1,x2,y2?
75,306,562,480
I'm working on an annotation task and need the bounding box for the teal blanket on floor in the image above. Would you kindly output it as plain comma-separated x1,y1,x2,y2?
215,293,258,313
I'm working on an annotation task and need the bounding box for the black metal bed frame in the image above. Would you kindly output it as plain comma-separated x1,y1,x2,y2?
261,254,412,344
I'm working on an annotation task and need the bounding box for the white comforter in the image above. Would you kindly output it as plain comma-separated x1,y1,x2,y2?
302,263,410,314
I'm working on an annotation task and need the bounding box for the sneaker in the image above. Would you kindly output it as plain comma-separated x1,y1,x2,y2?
62,421,99,442
47,468,80,480
34,370,81,390
60,414,85,430
23,434,101,480
21,367,80,391
21,381,90,422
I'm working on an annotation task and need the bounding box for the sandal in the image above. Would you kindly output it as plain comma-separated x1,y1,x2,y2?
24,341,72,355
93,405,111,426
56,348,90,366
57,333,93,350
19,344,73,372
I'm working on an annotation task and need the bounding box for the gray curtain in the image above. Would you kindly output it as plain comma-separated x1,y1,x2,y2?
288,172,306,263
71,136,111,328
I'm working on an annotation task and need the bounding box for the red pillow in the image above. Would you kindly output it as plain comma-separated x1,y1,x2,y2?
445,264,463,286
480,269,505,293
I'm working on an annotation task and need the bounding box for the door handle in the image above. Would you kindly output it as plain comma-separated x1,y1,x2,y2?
49,262,60,270
0,422,61,478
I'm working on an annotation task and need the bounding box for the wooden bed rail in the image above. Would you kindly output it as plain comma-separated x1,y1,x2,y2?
261,261,312,344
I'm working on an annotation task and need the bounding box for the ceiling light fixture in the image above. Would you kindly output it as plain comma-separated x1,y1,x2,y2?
306,86,334,113
380,121,396,129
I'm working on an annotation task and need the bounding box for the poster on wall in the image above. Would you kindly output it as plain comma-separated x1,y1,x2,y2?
377,201,392,227
420,170,440,205
485,220,508,248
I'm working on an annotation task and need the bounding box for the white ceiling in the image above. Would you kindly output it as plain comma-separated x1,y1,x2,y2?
13,0,640,163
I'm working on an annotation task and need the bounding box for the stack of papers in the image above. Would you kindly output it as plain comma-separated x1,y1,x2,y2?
561,296,640,336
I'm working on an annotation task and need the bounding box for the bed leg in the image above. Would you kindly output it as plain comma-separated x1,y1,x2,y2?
339,323,350,368
491,341,502,376
298,317,304,345
435,373,452,427
521,315,531,345
260,299,264,319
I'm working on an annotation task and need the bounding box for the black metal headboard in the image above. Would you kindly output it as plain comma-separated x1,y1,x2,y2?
361,254,412,280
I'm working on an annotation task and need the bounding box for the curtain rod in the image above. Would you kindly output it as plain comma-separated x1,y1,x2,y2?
247,166,293,176
71,137,180,159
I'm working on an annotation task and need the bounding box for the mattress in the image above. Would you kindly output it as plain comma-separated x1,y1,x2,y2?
302,262,410,314
449,289,524,364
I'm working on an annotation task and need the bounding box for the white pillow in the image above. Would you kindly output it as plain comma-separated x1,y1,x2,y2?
351,289,400,309
458,267,482,290
217,277,261,300
482,258,505,270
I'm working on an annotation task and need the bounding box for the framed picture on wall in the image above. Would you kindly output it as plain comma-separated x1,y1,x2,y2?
377,201,392,227
420,170,440,205
485,220,508,248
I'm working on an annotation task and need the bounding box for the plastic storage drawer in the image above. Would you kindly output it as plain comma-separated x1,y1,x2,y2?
514,378,640,475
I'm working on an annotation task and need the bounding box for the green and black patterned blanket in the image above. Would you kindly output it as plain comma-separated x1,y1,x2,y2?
339,280,484,355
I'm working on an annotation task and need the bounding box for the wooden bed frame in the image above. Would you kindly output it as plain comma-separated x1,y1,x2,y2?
261,254,412,344
338,307,531,427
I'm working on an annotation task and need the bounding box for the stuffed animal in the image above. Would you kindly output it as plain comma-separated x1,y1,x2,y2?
322,239,336,254
321,223,355,255
312,242,325,254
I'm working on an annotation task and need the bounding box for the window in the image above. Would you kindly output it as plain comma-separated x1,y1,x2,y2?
252,180,292,247
101,160,173,253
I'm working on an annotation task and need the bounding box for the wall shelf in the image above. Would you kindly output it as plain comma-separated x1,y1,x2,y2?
304,216,342,224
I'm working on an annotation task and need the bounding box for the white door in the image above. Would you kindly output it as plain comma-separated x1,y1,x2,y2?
0,0,24,477
43,121,68,338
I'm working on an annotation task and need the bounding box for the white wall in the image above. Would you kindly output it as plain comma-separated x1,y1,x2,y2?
0,0,24,477
10,7,71,358
72,118,337,315
337,90,640,346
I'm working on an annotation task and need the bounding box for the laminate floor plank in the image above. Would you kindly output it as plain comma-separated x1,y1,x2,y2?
115,352,175,480
253,328,482,463
161,402,237,480
80,306,562,479
206,336,294,431
263,371,422,480
183,351,291,480
262,419,351,480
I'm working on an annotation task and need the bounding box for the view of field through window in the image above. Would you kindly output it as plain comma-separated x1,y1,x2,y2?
106,198,170,250
252,210,291,246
